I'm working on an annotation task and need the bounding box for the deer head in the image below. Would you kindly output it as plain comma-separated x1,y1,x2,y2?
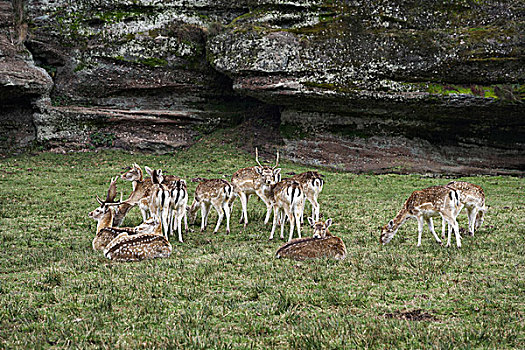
254,148,281,185
121,163,143,182
308,217,332,238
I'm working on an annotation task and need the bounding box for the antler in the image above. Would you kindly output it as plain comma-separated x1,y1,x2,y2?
96,195,104,206
255,147,263,167
273,150,280,169
106,176,119,203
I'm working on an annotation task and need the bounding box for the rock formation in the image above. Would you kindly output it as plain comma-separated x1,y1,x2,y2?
0,0,523,173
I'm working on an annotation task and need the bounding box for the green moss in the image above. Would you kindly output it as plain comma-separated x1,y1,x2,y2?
138,57,168,67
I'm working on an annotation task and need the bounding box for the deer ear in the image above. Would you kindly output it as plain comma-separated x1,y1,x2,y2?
325,218,332,227
255,166,263,175
144,166,153,176
274,168,281,175
388,220,394,229
308,217,315,227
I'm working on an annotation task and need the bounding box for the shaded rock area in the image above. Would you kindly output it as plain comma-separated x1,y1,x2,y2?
0,0,523,174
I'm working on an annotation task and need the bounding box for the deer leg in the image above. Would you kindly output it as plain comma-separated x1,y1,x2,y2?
213,203,224,234
427,218,442,244
263,199,273,225
280,209,286,240
416,217,424,247
162,209,170,240
287,208,295,242
239,193,248,226
224,202,231,234
200,203,208,232
467,207,476,236
177,214,183,243
294,209,302,239
475,207,485,230
269,207,278,240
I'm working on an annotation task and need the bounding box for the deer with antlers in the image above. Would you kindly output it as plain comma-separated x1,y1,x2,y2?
380,185,463,247
88,177,159,250
275,218,347,260
188,179,234,234
231,148,281,229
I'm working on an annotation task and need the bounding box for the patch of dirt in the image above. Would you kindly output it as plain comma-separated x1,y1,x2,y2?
384,309,440,322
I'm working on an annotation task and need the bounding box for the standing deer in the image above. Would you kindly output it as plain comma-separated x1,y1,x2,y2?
116,163,156,225
275,218,347,260
168,178,188,243
380,185,462,247
443,181,486,236
145,168,172,240
269,180,305,242
231,148,281,228
289,171,324,222
103,221,172,262
188,179,234,234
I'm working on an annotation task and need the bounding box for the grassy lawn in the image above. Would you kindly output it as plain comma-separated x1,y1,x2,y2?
1,133,524,348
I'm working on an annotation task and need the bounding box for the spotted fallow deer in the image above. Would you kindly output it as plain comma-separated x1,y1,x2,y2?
275,218,347,260
88,177,159,250
116,163,156,225
145,167,172,240
231,148,281,228
289,171,324,222
103,221,172,262
443,181,486,236
188,179,234,234
380,185,462,247
269,180,305,242
143,167,187,242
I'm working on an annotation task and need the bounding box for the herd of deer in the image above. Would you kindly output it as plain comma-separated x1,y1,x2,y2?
88,149,487,262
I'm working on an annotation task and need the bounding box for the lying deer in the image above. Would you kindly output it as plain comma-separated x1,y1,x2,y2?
380,185,462,247
269,180,304,241
88,177,159,250
443,181,486,236
103,222,172,262
188,179,234,234
231,148,281,229
275,218,347,260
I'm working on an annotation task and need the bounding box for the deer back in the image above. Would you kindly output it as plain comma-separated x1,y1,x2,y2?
104,233,172,262
276,236,347,260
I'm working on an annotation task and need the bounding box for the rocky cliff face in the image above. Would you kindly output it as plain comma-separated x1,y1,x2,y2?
1,0,523,173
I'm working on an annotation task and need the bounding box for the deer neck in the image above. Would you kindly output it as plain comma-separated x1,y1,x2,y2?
391,209,410,233
97,208,114,233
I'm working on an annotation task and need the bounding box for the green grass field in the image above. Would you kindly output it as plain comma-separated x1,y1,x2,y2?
1,134,524,349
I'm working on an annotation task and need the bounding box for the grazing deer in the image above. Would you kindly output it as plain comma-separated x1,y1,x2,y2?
443,181,486,236
275,218,347,260
188,179,234,234
231,148,281,228
380,185,462,247
269,180,304,241
103,222,172,262
289,171,324,222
